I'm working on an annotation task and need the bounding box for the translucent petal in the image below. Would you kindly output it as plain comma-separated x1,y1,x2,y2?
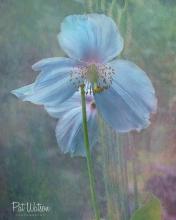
55,93,98,157
94,59,157,132
45,92,81,118
12,58,80,106
58,14,123,63
11,83,34,101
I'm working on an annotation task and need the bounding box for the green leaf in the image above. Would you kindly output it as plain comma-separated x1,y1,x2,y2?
131,196,162,220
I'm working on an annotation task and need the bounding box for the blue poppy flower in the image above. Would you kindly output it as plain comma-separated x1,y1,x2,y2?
47,92,98,156
12,14,157,151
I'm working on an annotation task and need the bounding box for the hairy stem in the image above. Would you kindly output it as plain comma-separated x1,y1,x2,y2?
80,85,100,220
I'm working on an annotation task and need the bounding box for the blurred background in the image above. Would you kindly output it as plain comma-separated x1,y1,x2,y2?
0,0,176,219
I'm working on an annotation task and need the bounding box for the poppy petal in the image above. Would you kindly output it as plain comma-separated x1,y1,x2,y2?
11,58,80,106
54,93,98,157
94,59,157,132
58,14,123,63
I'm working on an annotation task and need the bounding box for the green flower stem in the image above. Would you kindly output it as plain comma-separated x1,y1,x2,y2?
117,0,128,29
99,119,122,219
123,144,130,219
132,151,139,210
108,0,116,17
95,0,99,12
117,134,128,220
86,0,93,13
128,133,139,210
99,118,111,219
97,0,101,11
100,0,107,13
80,85,100,220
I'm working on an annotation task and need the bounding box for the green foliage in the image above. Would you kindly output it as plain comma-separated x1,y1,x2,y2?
131,196,162,220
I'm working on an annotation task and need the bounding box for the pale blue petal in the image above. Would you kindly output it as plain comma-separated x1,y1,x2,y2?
110,59,157,114
58,14,123,63
45,92,81,118
55,94,98,157
12,58,80,106
11,83,34,100
56,110,98,157
94,59,157,132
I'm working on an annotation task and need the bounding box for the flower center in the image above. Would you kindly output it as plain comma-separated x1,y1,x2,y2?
70,64,115,94
86,64,99,83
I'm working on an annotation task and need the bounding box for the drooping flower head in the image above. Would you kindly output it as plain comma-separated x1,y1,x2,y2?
12,14,157,156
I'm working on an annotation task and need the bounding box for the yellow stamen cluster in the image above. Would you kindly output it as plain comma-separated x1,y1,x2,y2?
93,86,105,94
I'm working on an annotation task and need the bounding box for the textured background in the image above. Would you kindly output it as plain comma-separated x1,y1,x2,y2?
0,0,176,219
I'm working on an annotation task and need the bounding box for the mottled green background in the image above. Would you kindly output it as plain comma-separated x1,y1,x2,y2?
0,0,176,219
